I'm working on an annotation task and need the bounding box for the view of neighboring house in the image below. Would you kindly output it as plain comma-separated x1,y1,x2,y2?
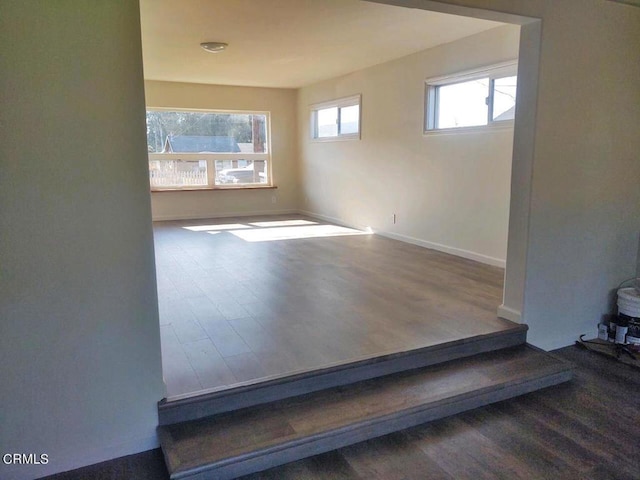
149,135,266,188
162,135,241,153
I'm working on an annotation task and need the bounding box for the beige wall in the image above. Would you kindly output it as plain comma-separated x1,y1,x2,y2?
298,25,520,267
0,2,163,479
144,81,299,220
374,0,640,349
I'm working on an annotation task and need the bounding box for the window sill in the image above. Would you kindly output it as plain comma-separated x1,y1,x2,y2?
311,134,360,143
151,185,277,193
424,121,514,137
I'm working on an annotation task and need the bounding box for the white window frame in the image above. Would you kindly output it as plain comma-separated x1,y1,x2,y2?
147,107,272,191
310,94,361,142
424,61,518,134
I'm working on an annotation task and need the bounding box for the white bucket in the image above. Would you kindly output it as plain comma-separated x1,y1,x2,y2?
617,288,640,317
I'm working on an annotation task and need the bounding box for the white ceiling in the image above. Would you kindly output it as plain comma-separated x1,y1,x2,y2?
139,0,504,89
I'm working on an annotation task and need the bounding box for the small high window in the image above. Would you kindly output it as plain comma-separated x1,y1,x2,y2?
311,95,361,140
425,62,517,132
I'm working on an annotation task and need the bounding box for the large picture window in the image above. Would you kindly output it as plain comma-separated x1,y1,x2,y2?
425,62,517,132
146,109,271,190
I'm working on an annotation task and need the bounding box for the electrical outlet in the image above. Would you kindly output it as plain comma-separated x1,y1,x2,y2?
393,213,397,224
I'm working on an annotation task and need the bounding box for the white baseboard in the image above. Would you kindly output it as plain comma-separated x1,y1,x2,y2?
298,210,373,232
376,231,506,268
152,209,298,222
497,304,522,323
299,209,505,268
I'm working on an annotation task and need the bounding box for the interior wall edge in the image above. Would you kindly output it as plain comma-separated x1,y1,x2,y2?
497,304,522,323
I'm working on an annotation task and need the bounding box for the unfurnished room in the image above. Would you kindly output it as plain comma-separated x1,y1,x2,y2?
1,1,639,480
141,0,522,400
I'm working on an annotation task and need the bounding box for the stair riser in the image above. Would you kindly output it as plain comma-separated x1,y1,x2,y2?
159,328,527,425
171,368,572,480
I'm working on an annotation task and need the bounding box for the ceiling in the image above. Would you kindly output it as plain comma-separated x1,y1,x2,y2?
139,0,504,89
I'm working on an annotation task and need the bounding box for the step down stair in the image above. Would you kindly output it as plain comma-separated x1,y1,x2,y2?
158,344,572,480
158,324,528,425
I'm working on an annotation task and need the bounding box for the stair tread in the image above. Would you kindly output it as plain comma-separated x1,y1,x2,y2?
159,345,572,477
158,324,528,425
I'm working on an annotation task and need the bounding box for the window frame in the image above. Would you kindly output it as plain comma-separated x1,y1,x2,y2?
424,61,518,134
310,94,362,142
146,107,272,191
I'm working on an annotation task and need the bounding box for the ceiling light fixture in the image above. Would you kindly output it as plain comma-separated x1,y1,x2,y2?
200,42,228,53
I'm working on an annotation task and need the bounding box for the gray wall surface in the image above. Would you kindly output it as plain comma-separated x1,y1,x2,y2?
0,2,164,479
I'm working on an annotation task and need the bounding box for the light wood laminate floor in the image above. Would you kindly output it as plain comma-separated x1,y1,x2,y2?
154,215,513,398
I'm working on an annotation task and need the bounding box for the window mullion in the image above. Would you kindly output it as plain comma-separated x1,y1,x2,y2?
487,79,495,125
434,88,440,130
206,157,216,187
313,111,319,138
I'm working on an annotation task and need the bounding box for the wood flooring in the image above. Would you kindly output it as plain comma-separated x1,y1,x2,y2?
154,215,513,398
158,345,572,480
42,345,640,480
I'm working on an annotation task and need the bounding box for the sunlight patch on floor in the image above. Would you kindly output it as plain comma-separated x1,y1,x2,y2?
229,224,371,242
184,223,251,232
181,219,371,242
248,219,317,227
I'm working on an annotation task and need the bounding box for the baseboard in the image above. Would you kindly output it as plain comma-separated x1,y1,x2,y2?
300,209,505,268
152,209,299,222
297,210,373,233
376,231,506,268
497,304,522,323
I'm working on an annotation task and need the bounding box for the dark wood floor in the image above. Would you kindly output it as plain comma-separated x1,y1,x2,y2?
153,215,513,398
159,345,570,477
43,345,640,480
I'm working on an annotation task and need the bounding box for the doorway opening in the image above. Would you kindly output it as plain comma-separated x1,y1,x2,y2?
140,0,541,400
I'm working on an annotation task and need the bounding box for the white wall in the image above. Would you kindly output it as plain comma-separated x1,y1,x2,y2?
145,81,299,220
298,25,520,267
374,0,640,349
0,2,164,479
